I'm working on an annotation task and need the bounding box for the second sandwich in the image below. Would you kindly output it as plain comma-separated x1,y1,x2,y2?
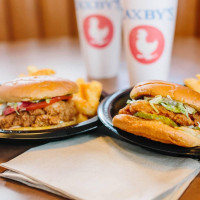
113,80,200,147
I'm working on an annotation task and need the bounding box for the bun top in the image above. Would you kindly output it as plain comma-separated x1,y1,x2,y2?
0,76,78,103
130,80,200,112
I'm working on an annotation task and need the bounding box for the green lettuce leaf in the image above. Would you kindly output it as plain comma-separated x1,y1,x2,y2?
144,95,197,118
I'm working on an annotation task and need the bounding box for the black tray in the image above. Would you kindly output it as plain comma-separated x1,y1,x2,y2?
98,88,200,158
0,92,107,141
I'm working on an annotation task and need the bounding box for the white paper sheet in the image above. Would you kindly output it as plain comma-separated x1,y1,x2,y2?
1,134,200,200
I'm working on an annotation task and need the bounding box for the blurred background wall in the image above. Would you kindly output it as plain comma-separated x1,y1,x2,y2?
0,0,199,42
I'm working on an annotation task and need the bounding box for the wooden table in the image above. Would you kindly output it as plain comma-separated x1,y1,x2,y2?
0,37,200,199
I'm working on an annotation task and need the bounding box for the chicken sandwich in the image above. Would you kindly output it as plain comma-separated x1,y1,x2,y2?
113,80,200,147
0,76,79,129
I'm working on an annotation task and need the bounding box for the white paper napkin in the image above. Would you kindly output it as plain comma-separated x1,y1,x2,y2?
1,132,200,200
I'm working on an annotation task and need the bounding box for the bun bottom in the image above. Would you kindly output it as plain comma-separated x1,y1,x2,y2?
112,114,200,147
6,119,77,131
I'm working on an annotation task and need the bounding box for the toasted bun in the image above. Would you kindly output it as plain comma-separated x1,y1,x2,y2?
0,76,78,103
130,80,200,112
113,114,200,147
7,119,77,130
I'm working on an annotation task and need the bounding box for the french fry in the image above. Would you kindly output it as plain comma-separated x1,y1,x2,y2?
196,74,200,80
73,78,102,117
184,78,200,93
27,66,38,74
19,66,56,77
27,66,55,76
76,113,88,123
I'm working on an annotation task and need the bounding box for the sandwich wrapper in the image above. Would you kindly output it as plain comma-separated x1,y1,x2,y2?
0,128,200,200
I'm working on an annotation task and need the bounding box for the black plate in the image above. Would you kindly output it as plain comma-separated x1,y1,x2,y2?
98,88,200,158
0,92,107,141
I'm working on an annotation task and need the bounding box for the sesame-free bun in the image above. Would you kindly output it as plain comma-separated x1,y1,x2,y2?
112,114,200,147
0,76,78,103
130,80,200,112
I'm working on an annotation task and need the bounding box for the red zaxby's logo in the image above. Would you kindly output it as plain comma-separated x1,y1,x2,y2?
129,25,165,64
83,15,113,48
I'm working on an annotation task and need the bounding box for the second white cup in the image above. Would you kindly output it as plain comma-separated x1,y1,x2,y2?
122,0,178,85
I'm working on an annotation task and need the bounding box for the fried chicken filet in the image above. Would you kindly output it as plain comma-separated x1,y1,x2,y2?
0,100,77,129
119,100,200,127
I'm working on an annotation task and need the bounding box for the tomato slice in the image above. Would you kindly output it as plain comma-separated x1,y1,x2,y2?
3,107,15,116
3,102,31,116
25,96,72,111
3,95,72,115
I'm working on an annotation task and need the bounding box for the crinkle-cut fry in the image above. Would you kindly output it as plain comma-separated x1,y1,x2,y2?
184,78,200,93
76,78,85,85
73,79,102,117
19,66,56,77
196,74,200,80
28,66,55,76
29,69,55,76
76,113,88,123
27,66,38,74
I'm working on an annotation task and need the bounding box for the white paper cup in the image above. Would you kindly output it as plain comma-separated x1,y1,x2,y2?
122,0,178,85
75,0,122,79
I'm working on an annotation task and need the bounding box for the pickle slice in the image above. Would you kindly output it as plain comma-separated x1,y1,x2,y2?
134,112,178,127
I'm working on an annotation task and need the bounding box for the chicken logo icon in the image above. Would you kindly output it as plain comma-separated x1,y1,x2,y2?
83,15,113,48
129,25,165,64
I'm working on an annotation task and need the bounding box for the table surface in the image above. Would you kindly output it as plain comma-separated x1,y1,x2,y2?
0,37,200,199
